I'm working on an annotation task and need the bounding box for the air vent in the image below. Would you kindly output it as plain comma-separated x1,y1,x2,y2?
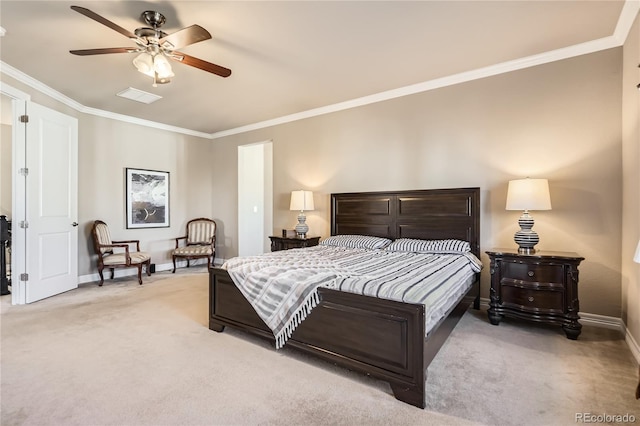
116,87,162,104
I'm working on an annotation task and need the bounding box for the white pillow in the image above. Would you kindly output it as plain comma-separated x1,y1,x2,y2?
320,235,392,250
386,238,471,253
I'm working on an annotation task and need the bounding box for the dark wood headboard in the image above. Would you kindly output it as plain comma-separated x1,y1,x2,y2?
330,187,480,258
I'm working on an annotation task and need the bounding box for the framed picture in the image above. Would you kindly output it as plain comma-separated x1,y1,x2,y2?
126,168,170,229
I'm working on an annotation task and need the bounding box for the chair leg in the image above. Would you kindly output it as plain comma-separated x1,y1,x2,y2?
146,260,151,276
207,256,211,270
172,256,177,273
110,268,115,279
98,266,104,286
137,265,143,285
187,259,190,268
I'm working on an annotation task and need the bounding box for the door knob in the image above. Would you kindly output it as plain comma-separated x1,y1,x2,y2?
72,222,78,227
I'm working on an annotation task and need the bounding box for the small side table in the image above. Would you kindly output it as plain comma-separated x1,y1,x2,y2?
486,248,584,340
269,236,321,252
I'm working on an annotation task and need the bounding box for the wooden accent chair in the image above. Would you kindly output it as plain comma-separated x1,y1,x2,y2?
172,218,216,273
91,220,151,286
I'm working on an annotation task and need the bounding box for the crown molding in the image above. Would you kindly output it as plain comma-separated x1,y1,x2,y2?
0,61,211,139
210,0,639,139
210,36,619,139
614,0,640,45
2,1,638,140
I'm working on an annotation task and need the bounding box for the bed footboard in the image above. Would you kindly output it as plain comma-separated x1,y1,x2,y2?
210,267,458,408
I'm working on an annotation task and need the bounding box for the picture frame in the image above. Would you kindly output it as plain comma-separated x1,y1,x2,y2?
125,168,170,229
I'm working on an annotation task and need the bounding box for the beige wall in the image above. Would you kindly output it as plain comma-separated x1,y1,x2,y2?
622,13,640,354
77,115,215,275
0,74,215,277
211,48,624,317
0,44,631,321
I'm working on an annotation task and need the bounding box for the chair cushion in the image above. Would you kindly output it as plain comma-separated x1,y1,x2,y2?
102,251,150,265
173,245,213,256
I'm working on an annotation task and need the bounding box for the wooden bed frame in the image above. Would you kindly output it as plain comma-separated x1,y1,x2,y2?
209,187,480,408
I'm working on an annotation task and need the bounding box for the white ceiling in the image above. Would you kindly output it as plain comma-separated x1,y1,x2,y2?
0,1,634,137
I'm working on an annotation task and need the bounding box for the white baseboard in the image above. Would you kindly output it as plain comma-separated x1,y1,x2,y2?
78,257,224,285
478,298,638,364
579,312,625,332
624,326,640,365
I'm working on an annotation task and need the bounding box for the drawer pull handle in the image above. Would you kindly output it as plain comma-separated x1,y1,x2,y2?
528,296,534,302
527,271,534,277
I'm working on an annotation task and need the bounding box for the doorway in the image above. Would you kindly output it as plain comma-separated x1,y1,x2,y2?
1,83,79,304
238,141,273,256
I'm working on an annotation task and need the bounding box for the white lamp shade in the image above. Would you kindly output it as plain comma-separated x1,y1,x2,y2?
290,190,314,211
153,54,174,79
634,240,640,263
133,53,154,77
506,178,552,211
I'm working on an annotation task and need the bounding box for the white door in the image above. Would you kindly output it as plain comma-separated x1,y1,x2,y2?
21,102,78,303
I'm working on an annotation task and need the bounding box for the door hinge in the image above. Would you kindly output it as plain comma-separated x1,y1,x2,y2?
20,273,29,282
19,115,29,123
19,220,29,229
18,167,29,176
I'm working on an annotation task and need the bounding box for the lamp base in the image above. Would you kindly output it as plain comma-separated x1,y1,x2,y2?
514,211,540,253
294,212,309,238
517,247,537,255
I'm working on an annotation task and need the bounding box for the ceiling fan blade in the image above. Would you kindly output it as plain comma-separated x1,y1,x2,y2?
171,52,231,77
70,47,139,56
70,6,140,41
159,25,212,50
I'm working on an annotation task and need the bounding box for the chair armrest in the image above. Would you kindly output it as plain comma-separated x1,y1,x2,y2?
98,243,132,264
175,236,187,248
112,239,141,252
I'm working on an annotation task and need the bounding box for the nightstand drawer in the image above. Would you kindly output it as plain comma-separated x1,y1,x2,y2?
501,283,564,312
502,262,563,283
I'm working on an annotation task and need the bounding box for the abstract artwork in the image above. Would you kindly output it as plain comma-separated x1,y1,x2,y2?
126,168,170,228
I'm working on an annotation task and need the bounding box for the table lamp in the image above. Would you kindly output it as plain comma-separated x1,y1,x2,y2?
506,178,551,253
290,190,314,238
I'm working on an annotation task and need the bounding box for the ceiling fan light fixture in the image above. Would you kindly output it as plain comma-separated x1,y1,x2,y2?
153,54,174,79
133,52,154,76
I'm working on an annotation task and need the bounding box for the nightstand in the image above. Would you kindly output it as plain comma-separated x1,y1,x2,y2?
486,248,584,340
269,236,320,252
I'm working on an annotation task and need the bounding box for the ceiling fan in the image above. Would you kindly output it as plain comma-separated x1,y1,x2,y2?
69,5,231,87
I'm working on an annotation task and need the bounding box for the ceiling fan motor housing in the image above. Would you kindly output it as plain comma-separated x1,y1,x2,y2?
141,11,166,28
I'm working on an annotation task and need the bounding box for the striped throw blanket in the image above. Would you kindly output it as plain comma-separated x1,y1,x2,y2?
223,245,481,349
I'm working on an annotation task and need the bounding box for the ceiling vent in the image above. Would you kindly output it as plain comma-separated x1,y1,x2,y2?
116,87,162,104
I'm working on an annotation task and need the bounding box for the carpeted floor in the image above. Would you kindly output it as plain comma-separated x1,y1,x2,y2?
1,268,638,425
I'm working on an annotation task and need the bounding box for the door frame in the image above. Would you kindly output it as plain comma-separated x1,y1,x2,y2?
0,82,30,304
